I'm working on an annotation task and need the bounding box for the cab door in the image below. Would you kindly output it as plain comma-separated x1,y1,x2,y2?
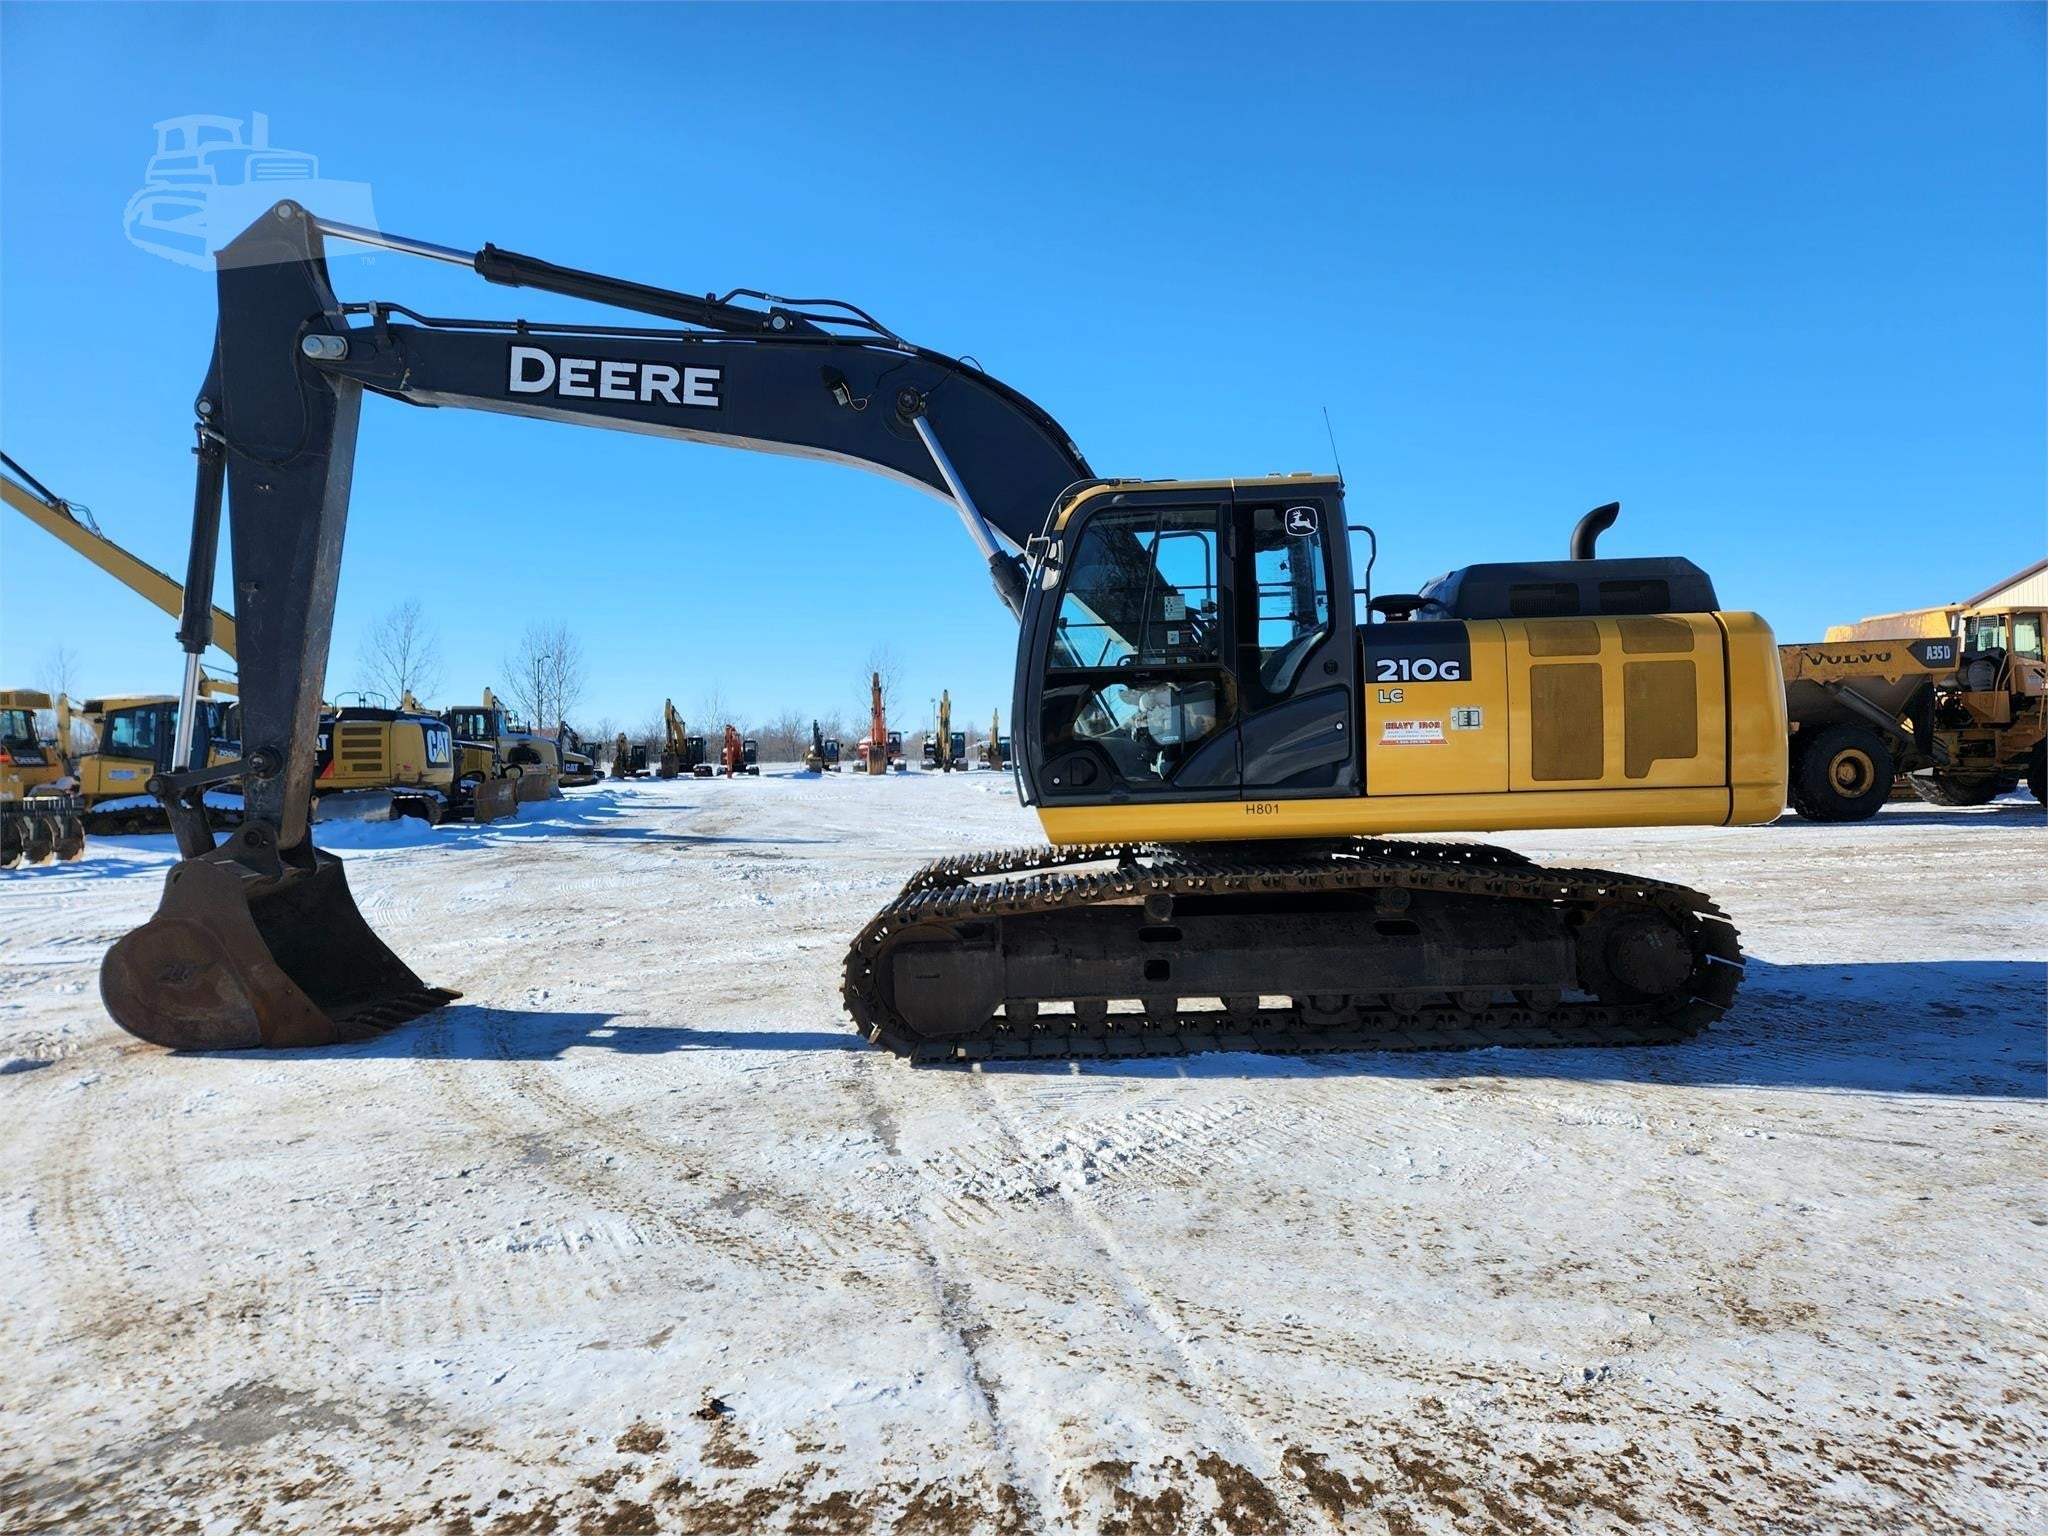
1231,490,1358,799
1025,490,1240,806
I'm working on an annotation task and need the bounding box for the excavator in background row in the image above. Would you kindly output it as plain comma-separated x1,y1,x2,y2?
923,691,957,771
71,682,243,834
100,204,1786,1062
1,690,87,866
442,688,560,810
610,733,648,777
316,694,456,824
553,724,601,787
981,710,1010,771
656,699,710,778
851,672,907,775
804,721,841,772
720,726,760,777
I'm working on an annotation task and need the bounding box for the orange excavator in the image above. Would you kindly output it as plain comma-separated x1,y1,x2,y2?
719,725,759,777
851,671,906,775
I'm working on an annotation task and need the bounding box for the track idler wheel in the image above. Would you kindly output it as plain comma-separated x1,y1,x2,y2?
100,828,458,1050
1577,906,1694,1004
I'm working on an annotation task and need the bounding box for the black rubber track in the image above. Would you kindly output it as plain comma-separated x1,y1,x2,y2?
843,840,1745,1064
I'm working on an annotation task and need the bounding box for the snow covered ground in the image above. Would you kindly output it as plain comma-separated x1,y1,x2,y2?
2,772,2042,1534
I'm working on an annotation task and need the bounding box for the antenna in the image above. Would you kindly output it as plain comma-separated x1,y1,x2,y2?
1321,405,1346,486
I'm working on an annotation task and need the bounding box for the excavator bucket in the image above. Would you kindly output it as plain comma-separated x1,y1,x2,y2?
101,840,457,1050
471,777,518,822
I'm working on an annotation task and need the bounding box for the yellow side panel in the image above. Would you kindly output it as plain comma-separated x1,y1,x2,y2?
79,756,153,799
1719,611,1789,825
1503,615,1727,791
1361,621,1507,795
1038,787,1739,845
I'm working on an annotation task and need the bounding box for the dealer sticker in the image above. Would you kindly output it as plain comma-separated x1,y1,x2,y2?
1380,719,1446,746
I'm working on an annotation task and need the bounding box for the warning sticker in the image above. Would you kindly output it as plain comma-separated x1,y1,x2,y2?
1450,707,1484,731
1380,719,1447,746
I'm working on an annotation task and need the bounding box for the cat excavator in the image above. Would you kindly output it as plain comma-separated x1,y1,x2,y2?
804,721,841,773
923,691,958,771
982,710,1010,771
99,203,1786,1060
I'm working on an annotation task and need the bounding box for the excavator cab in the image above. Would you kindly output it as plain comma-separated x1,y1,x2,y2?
1018,483,1352,819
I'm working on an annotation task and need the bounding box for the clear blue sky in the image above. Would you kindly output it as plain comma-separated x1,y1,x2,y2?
3,2,2042,738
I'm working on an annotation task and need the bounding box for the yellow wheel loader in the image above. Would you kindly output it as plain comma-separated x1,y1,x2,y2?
1,691,86,867
99,205,1786,1058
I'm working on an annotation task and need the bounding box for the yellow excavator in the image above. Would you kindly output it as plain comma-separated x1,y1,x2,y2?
655,698,708,778
981,709,1010,771
99,204,1786,1059
68,679,243,834
922,690,964,772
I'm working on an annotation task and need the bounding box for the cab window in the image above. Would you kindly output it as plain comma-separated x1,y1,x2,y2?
0,709,37,747
2012,613,2043,661
1049,506,1221,669
1247,502,1331,696
1964,615,2009,653
105,707,164,756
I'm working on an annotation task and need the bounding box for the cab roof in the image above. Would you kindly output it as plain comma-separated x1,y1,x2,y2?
1053,474,1340,531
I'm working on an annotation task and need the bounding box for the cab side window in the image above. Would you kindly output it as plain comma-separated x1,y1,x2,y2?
2011,613,2043,661
1247,503,1331,696
107,710,160,755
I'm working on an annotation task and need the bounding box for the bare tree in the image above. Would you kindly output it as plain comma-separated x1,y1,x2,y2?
760,709,807,762
502,621,586,731
358,599,443,705
697,684,732,733
35,645,91,752
858,645,902,737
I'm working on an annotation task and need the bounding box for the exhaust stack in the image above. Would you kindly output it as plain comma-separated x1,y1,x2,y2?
1571,501,1620,560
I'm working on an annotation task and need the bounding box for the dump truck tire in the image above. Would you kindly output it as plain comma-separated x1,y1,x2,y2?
1906,771,2001,807
1789,724,1892,822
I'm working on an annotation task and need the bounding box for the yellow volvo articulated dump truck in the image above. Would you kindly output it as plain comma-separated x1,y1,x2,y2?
97,204,1786,1060
1781,570,2046,820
